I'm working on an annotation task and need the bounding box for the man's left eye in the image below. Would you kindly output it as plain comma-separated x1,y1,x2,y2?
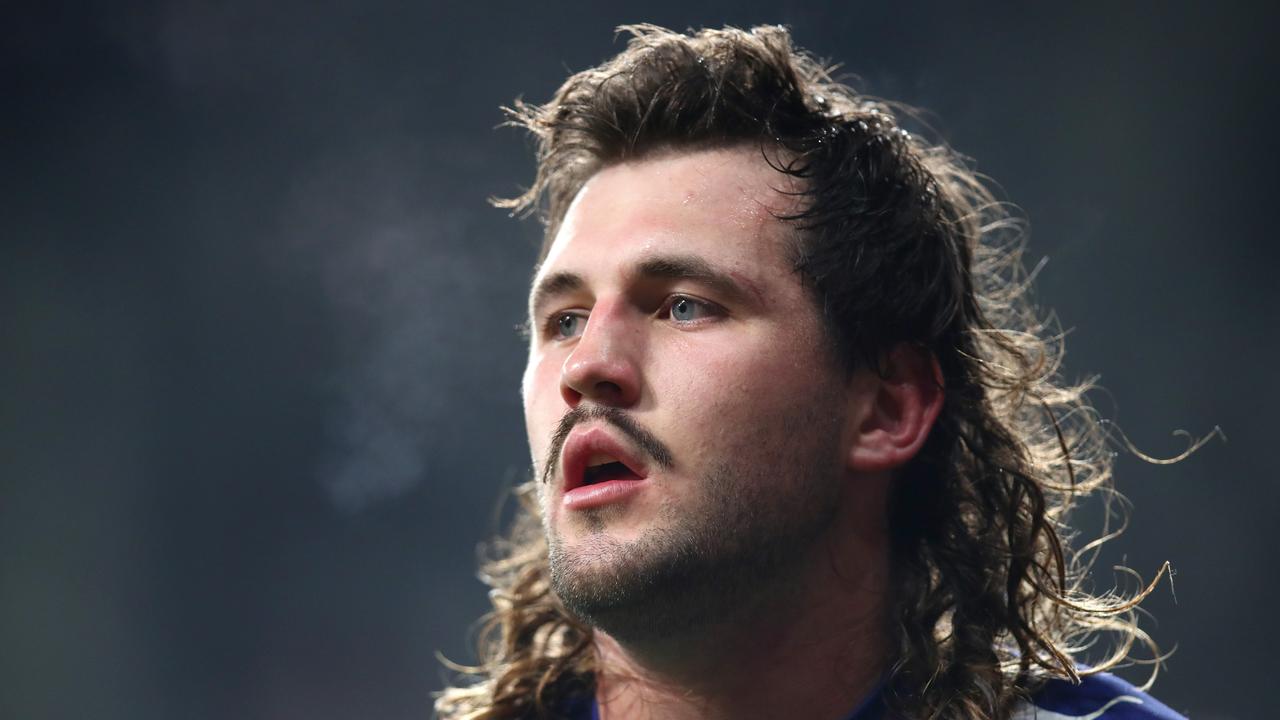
666,296,718,323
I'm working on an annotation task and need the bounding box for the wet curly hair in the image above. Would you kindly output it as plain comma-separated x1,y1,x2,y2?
437,24,1176,720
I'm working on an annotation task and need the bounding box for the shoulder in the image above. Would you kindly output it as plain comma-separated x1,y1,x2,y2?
1011,671,1186,720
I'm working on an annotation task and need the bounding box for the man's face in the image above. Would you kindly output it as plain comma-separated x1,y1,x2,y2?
521,147,855,639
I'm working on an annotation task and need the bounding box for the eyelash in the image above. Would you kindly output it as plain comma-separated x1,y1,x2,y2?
540,295,722,340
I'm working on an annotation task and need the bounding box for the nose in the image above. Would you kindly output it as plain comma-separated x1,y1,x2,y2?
560,302,642,408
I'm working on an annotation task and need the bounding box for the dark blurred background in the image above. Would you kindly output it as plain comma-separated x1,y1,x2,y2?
2,2,1275,718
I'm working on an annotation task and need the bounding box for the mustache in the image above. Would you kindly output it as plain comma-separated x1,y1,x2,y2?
540,405,675,485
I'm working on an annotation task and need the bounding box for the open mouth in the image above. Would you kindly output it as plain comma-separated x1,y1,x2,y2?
582,460,642,485
560,428,651,494
558,427,654,510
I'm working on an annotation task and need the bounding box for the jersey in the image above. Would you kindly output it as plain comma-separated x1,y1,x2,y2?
564,670,1186,719
1010,672,1184,720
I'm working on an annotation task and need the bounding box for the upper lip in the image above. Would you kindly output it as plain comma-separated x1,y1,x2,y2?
560,425,650,492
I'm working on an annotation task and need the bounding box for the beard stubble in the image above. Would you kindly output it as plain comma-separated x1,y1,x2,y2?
543,398,847,645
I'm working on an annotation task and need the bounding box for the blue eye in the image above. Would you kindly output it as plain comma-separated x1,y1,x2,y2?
551,312,586,339
671,297,697,321
668,296,715,322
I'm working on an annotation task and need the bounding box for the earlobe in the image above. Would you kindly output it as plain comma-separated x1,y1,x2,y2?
847,344,945,473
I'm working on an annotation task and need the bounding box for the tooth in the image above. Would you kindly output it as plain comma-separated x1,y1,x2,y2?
586,453,616,468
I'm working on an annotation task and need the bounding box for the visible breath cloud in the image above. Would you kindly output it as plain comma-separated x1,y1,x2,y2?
277,140,509,512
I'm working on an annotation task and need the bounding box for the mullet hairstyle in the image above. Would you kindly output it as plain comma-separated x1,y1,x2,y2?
438,24,1172,720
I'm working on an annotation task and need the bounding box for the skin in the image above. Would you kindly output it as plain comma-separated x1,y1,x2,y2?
521,146,943,720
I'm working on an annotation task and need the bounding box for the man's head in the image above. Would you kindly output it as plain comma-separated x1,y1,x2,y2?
522,146,941,643
515,22,978,650
438,24,1157,720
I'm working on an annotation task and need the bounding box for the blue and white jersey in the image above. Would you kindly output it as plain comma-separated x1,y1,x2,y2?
1010,672,1185,720
566,670,1185,719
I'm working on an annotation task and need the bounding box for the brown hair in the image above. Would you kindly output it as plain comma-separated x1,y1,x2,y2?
438,24,1178,720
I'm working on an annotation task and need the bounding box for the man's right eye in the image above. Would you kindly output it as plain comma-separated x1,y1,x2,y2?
546,311,587,340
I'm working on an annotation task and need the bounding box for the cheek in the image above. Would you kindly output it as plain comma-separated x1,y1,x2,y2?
657,330,828,447
522,352,562,459
710,324,821,391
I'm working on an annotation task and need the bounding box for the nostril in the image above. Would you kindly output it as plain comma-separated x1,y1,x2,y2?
595,380,624,398
560,384,584,408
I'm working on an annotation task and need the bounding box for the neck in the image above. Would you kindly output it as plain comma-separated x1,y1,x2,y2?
591,479,891,720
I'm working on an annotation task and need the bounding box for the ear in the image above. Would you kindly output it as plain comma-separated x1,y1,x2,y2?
847,344,945,473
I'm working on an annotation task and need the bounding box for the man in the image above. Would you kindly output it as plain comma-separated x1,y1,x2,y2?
438,24,1183,720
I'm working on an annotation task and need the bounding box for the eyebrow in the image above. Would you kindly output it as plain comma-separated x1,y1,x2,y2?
633,254,751,302
529,270,586,320
528,253,755,320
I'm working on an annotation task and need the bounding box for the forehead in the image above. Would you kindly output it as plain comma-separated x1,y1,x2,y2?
535,146,804,286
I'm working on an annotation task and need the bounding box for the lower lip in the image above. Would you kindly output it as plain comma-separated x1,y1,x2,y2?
562,478,648,511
